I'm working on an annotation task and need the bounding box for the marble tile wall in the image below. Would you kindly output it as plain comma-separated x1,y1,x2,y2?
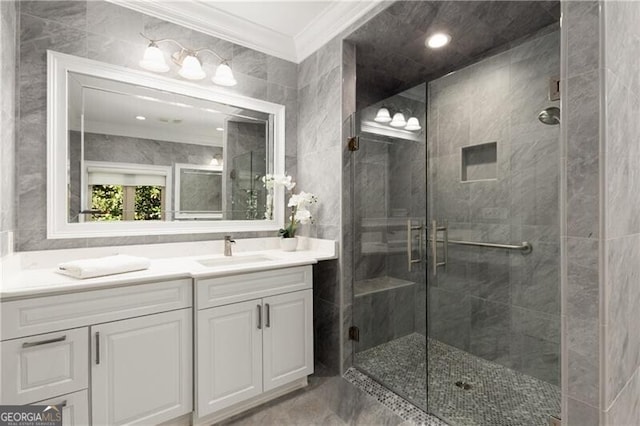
427,27,561,386
601,0,640,423
0,1,17,257
297,37,343,374
14,0,297,251
561,1,602,423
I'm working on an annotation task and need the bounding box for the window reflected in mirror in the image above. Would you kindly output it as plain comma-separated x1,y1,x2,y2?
67,71,272,224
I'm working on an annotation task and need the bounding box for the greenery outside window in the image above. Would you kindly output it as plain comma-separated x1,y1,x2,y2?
84,162,171,222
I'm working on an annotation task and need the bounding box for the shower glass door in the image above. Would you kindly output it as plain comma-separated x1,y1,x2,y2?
351,84,427,410
351,24,561,426
425,29,561,425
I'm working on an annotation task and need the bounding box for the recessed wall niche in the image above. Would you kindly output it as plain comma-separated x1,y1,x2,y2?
461,142,497,182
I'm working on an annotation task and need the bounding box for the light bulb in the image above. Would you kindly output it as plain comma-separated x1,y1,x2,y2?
374,107,392,123
426,33,451,49
212,63,237,86
178,54,206,80
139,44,169,73
405,117,422,131
389,112,407,128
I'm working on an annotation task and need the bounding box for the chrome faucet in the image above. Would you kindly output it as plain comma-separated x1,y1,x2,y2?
224,235,236,256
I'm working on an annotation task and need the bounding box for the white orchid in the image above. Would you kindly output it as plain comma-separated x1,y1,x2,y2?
294,208,312,225
288,191,318,209
261,174,318,238
274,175,296,191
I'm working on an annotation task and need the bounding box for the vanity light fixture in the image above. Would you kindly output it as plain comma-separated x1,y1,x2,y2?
426,32,451,49
390,112,407,128
139,33,237,86
374,106,422,132
374,107,392,123
405,117,422,131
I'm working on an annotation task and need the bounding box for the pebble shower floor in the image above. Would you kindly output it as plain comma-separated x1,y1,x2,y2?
349,333,561,426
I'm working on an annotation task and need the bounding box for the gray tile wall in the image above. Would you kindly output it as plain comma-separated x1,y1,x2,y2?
561,0,602,422
297,37,343,374
0,1,17,257
427,27,561,386
14,0,297,251
602,0,640,423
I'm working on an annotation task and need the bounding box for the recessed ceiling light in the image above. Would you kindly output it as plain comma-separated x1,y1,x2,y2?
135,115,146,120
216,127,224,131
426,33,451,49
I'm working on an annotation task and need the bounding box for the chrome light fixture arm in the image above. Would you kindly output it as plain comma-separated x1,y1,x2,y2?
138,33,236,86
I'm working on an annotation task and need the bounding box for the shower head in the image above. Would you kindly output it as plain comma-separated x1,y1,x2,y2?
538,107,560,125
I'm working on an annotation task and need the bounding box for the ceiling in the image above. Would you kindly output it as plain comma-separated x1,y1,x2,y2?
112,0,384,63
68,72,265,147
348,0,560,108
208,1,331,38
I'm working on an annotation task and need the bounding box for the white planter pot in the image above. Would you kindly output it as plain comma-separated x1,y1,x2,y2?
279,237,298,252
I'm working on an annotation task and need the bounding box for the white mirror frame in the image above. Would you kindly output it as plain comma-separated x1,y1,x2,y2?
47,50,285,239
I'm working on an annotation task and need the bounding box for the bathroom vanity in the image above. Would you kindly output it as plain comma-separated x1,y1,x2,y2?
0,238,335,425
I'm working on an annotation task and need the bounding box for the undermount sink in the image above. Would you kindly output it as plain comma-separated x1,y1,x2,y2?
197,254,273,268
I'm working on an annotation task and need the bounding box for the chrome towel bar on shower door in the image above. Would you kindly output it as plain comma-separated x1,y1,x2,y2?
430,238,533,254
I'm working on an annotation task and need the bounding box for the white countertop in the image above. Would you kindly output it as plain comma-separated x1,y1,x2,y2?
0,237,337,300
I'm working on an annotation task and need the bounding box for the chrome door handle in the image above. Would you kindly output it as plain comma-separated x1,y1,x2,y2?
265,303,271,328
430,220,448,276
95,332,100,365
407,220,424,272
257,304,262,329
22,335,66,348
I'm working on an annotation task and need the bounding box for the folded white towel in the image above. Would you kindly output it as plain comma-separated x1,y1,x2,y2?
58,254,151,279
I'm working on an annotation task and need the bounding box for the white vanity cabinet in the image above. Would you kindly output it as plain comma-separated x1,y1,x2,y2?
35,390,90,426
195,266,314,420
0,278,192,426
91,308,192,426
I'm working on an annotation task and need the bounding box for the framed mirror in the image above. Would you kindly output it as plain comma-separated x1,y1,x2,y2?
48,51,285,239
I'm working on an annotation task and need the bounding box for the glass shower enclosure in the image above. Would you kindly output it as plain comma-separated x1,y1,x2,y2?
351,84,428,410
351,27,562,425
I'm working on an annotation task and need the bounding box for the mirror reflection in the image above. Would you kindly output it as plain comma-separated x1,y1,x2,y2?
67,71,271,223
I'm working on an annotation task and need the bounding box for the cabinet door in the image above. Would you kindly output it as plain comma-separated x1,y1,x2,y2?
197,300,263,417
0,327,88,405
35,390,89,426
263,289,313,391
91,309,192,426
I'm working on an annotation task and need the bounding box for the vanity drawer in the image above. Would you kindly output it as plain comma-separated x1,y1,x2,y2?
196,266,312,309
1,279,192,340
1,327,88,405
34,390,89,426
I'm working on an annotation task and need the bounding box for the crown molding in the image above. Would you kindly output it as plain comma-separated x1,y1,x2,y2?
109,0,384,64
109,0,298,62
294,1,384,62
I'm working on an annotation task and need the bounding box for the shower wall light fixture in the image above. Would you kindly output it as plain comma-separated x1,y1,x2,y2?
374,107,422,131
139,33,237,86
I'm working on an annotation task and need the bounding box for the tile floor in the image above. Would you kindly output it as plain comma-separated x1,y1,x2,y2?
355,333,561,426
218,366,410,426
219,334,561,426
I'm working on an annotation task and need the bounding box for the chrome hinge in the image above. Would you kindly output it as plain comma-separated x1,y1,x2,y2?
348,326,360,342
348,136,359,151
